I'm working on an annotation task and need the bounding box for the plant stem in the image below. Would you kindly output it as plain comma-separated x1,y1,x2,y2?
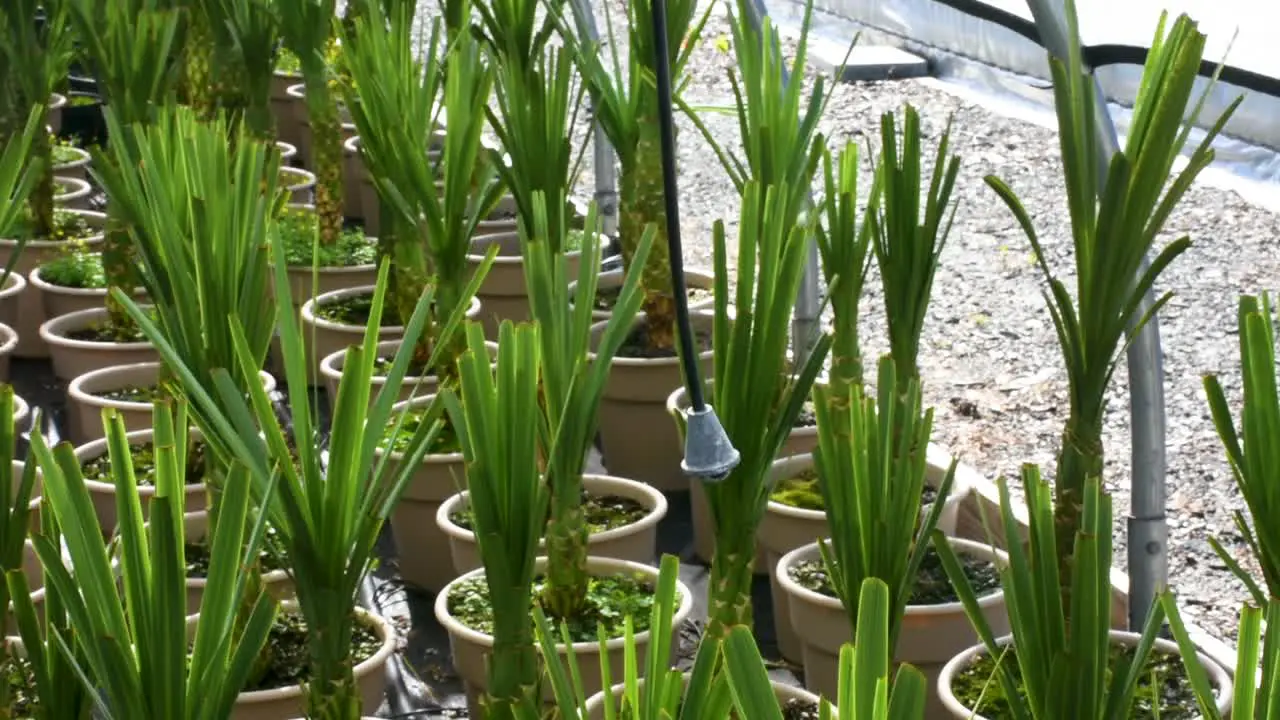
302,611,361,720
540,495,589,619
485,582,541,719
102,208,137,330
181,6,215,118
619,120,675,350
1054,412,1104,618
29,130,54,239
302,58,344,246
705,543,755,639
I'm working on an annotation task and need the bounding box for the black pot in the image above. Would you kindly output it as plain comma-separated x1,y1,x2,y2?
58,91,107,147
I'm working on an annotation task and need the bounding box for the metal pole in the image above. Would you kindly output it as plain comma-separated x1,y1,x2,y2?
740,0,824,366
568,0,620,243
1024,0,1168,631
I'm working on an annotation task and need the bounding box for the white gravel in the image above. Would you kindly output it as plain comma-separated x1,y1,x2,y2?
418,0,1280,644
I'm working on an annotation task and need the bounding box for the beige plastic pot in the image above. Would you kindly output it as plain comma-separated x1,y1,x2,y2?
54,176,93,209
276,141,298,165
595,313,714,493
569,267,716,323
437,474,667,577
583,673,830,719
180,511,293,615
777,537,1011,711
0,208,105,358
13,394,29,434
221,603,397,720
377,394,467,593
318,338,495,411
0,270,25,330
284,84,310,163
0,324,16,382
279,166,316,205
67,362,276,446
300,287,480,383
271,73,303,150
47,93,67,134
273,204,378,308
341,135,366,220
937,630,1234,720
3,543,47,636
73,426,210,538
761,452,972,664
30,265,147,323
435,556,694,718
52,146,91,183
40,306,159,381
465,230,583,337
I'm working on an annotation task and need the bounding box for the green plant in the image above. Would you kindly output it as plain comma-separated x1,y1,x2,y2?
1202,293,1280,604
814,357,956,660
984,5,1239,607
343,2,502,375
200,0,281,139
677,181,831,638
523,195,651,619
0,0,74,242
0,107,42,286
441,321,549,719
25,401,278,720
272,0,343,245
1164,594,1280,719
933,470,1170,719
869,106,959,390
557,0,711,349
69,0,183,331
470,0,559,69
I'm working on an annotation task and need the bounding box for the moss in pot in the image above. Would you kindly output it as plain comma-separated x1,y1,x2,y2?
81,436,210,488
448,489,648,535
1,651,38,717
272,204,375,269
38,241,106,289
6,207,95,244
788,544,1000,607
315,292,403,327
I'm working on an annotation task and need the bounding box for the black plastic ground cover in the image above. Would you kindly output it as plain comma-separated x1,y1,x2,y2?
9,356,803,718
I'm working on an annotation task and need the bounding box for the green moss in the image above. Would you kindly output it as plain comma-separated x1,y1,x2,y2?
447,571,661,642
40,242,106,288
225,612,380,693
52,140,84,165
953,644,1203,719
7,208,94,242
315,294,401,327
788,546,1001,605
449,490,649,535
274,47,302,75
770,469,823,511
185,523,287,577
2,652,38,717
96,384,166,404
80,438,209,487
379,410,460,455
271,205,376,268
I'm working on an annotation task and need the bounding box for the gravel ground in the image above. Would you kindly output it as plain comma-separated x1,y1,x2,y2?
413,0,1280,644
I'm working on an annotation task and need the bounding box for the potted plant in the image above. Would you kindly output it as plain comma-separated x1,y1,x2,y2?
438,200,666,578
185,0,279,140
41,0,182,372
0,108,43,370
0,388,44,638
776,359,1005,708
1162,593,1280,719
1202,292,1280,604
23,400,280,720
559,0,714,491
436,322,695,716
934,470,1233,718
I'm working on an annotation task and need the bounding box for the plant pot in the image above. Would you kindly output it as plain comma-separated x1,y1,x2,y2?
778,537,1011,711
595,313,714,493
221,602,396,720
284,83,309,164
273,204,378,307
279,166,316,205
583,672,829,719
67,361,277,446
0,324,16,382
569,268,716,323
57,92,106,145
435,555,695,717
52,146,91,183
298,286,480,384
318,338,496,411
0,271,25,330
13,394,29,435
271,73,304,151
936,629,1234,719
3,543,48,636
341,135,366,220
437,474,668,577
29,265,146,324
288,83,358,173
276,141,297,166
46,93,67,135
377,394,467,593
0,208,105,358
39,306,159,382
465,230,583,337
73,426,210,538
53,176,93,209
761,451,973,664
181,511,293,615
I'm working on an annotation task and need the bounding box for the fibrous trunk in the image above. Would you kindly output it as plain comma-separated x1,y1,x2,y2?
618,118,675,352
1053,413,1104,628
302,612,361,720
390,216,430,367
540,491,588,620
102,206,137,330
705,544,755,640
304,62,344,247
29,130,54,239
181,6,215,117
484,584,541,720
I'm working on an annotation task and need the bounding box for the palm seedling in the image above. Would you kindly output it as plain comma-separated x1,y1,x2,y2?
0,0,75,242
682,181,831,638
192,0,281,139
558,0,711,349
1202,293,1280,604
25,401,278,720
1164,592,1280,719
0,107,43,286
343,2,502,375
985,3,1239,609
272,0,344,245
523,194,651,619
814,358,956,664
66,0,183,332
441,321,549,719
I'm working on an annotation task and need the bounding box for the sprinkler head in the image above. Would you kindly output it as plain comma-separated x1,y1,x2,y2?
680,404,740,483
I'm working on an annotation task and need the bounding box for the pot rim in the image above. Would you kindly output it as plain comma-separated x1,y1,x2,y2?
373,393,465,462
30,264,145,298
319,338,497,385
0,208,107,248
0,324,17,357
71,425,209,496
436,474,669,546
591,312,715,368
48,92,68,111
775,536,1009,616
53,176,92,200
39,306,155,350
279,166,316,190
433,555,695,654
276,140,297,159
285,82,306,99
69,361,276,411
52,145,91,170
0,271,26,297
466,229,589,264
300,285,479,335
936,628,1235,720
584,671,830,714
12,394,28,429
